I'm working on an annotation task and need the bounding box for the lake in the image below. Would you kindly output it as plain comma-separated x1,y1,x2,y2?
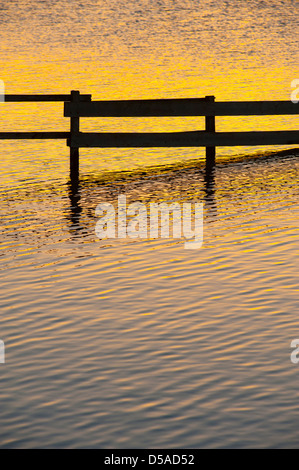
0,0,298,448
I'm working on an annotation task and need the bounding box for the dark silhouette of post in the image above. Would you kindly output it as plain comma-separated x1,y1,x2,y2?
70,90,80,181
205,95,216,171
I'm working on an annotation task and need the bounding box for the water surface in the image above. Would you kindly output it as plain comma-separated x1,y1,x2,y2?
0,0,298,448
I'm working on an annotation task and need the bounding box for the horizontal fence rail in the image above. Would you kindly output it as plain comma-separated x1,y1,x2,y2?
64,100,299,117
5,94,91,102
69,131,299,148
0,132,69,139
0,90,298,181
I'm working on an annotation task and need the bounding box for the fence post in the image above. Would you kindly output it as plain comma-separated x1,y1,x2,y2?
205,95,216,171
70,90,80,181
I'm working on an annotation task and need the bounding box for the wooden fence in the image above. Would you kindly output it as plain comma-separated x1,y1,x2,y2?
0,91,298,180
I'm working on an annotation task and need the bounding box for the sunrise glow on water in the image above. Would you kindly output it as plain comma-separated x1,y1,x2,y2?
0,0,298,449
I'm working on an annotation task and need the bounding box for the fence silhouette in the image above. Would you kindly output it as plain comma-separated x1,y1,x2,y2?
0,91,298,180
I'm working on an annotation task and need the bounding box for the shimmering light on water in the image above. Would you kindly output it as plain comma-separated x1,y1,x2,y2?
0,0,298,448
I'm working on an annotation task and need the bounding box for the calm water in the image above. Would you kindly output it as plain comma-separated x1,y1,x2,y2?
0,0,299,448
